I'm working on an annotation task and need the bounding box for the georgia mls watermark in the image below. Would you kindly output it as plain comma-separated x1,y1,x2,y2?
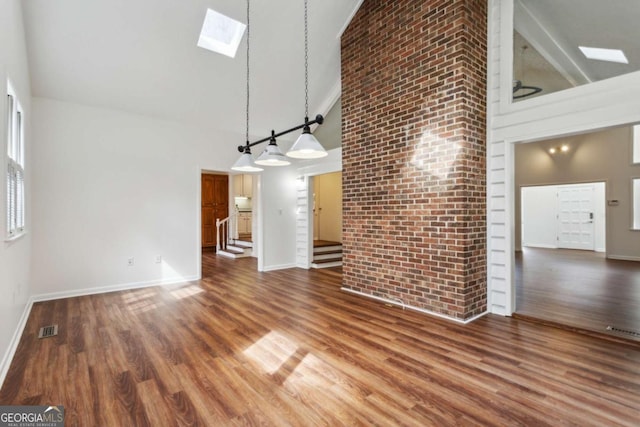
0,406,64,427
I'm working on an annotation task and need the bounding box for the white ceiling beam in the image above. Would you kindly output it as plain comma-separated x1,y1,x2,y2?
514,0,592,87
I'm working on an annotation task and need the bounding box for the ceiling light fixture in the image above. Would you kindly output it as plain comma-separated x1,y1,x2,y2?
231,0,326,169
548,144,569,154
513,45,542,99
286,0,327,159
255,130,291,166
579,46,629,64
231,0,263,172
513,79,542,99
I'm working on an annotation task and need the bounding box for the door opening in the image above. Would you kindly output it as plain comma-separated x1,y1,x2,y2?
521,182,606,253
313,172,342,244
201,173,229,251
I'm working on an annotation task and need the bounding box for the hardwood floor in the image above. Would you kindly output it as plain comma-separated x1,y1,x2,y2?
1,254,639,426
516,247,640,340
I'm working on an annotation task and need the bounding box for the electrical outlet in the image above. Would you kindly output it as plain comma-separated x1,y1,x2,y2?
127,257,135,266
155,255,162,264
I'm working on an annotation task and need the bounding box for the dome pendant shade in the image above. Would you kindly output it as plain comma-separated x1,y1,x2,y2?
255,140,290,166
231,147,264,172
286,126,328,159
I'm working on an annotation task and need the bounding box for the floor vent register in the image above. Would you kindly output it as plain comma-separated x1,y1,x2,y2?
38,324,59,339
606,325,640,338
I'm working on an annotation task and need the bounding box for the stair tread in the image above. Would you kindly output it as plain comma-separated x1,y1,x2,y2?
313,248,343,255
313,257,342,263
313,240,342,248
222,248,244,254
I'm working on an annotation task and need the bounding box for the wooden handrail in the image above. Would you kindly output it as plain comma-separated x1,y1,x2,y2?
216,212,239,252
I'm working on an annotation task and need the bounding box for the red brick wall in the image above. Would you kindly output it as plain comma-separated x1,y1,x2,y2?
341,0,487,320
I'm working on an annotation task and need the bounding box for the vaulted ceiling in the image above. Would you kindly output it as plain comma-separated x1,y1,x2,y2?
22,1,639,140
22,0,361,140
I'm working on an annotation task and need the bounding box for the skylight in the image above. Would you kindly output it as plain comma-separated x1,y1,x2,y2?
197,8,246,58
579,46,629,64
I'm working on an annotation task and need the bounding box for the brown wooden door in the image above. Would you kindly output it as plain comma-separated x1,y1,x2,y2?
202,174,229,249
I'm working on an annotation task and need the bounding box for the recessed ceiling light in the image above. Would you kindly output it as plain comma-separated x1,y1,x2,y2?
579,46,629,64
197,9,246,58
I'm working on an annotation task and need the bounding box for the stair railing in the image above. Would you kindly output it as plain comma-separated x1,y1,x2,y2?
216,211,239,252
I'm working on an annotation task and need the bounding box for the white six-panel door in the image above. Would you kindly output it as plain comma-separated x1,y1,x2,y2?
557,185,595,250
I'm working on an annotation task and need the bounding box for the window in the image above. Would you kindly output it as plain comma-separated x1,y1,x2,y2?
6,82,25,237
197,9,246,58
633,178,640,230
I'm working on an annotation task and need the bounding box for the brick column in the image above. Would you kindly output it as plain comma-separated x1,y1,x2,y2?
341,0,487,320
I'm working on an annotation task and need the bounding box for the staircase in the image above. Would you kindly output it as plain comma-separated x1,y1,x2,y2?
217,239,253,259
216,213,252,258
311,241,342,268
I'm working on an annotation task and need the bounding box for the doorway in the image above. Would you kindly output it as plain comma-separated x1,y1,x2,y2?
521,182,606,252
201,173,229,251
313,171,342,243
513,125,640,338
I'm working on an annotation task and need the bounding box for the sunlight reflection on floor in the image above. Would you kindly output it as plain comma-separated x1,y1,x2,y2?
170,285,204,300
244,330,298,374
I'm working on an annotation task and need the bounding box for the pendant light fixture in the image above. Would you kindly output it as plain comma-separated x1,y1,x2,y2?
231,0,263,172
255,130,291,166
512,45,542,100
231,0,326,168
286,0,328,159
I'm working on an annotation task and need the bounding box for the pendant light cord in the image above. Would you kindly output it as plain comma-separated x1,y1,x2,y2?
304,0,309,122
245,0,250,145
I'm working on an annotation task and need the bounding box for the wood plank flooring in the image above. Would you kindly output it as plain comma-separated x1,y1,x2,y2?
516,247,640,339
313,240,341,248
1,254,639,426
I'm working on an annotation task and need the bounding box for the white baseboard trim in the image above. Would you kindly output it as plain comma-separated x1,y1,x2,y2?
261,263,297,272
607,255,640,262
0,299,34,389
522,243,558,249
341,288,490,324
31,275,200,303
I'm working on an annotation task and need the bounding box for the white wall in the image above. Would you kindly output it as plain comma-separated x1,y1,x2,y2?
521,186,557,248
258,166,299,271
594,182,606,252
30,97,241,297
255,146,342,271
0,0,33,385
633,126,640,164
633,178,640,230
487,0,640,315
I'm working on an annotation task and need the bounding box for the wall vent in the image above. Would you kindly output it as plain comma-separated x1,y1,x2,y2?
606,325,640,338
38,324,58,339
